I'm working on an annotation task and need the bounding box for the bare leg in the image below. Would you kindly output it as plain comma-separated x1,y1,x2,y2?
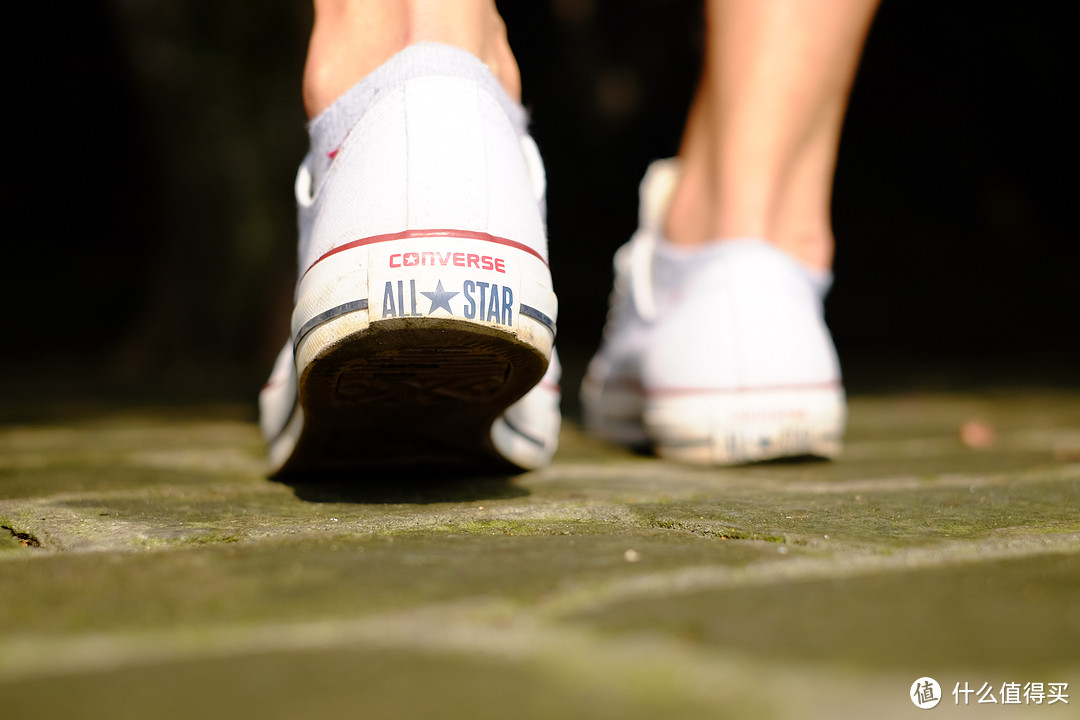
303,0,519,119
665,0,879,270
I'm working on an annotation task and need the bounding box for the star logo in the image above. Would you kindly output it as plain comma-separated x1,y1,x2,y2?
403,253,419,266
421,280,459,315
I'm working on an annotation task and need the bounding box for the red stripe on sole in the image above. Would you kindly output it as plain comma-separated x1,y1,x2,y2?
644,381,842,398
592,376,841,398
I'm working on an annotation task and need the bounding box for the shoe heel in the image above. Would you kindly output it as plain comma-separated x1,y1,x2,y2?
281,233,556,474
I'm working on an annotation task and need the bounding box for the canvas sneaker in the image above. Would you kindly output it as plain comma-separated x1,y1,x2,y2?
260,57,560,475
582,160,845,464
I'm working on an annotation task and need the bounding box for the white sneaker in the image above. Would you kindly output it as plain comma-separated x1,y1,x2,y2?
582,160,845,464
260,52,559,474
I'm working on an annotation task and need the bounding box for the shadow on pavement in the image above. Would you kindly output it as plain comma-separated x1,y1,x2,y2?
276,470,530,505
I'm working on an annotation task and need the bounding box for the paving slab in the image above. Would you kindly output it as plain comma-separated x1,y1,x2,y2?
1,392,1078,719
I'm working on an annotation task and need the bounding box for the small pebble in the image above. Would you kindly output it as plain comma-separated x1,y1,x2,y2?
960,420,996,448
623,548,641,563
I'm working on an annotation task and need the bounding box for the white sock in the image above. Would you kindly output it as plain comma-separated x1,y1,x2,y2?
654,237,833,299
304,43,527,193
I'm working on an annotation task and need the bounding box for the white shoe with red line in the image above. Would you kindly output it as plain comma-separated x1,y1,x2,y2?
260,66,559,475
582,160,846,465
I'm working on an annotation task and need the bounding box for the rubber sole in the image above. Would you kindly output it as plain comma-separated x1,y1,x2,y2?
274,317,547,476
645,386,846,465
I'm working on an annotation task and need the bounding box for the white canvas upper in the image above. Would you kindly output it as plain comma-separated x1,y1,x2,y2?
297,76,548,278
583,160,846,463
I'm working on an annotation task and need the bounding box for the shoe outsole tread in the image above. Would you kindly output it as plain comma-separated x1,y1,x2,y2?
275,317,546,476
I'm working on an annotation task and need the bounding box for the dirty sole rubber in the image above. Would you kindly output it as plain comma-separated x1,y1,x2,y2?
276,318,547,475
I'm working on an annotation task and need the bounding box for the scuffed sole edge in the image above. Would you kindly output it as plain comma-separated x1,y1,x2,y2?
645,386,846,466
272,309,551,476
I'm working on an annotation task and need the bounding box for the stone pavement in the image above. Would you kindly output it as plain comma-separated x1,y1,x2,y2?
1,392,1078,719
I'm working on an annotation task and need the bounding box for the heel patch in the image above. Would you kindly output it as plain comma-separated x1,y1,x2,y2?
368,238,522,334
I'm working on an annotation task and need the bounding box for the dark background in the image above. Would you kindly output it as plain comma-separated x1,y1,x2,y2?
6,1,1076,416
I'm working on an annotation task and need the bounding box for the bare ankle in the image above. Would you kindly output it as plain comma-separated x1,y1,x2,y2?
772,228,835,271
304,0,518,119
